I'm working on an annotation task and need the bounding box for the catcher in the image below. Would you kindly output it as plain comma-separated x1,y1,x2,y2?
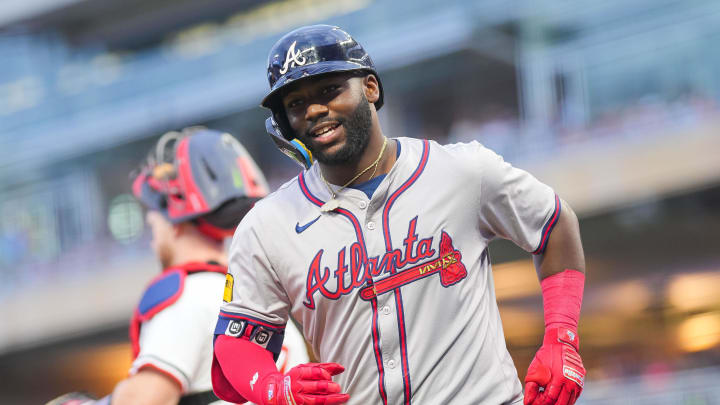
47,128,308,405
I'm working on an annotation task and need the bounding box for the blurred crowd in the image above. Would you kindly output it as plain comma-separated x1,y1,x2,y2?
443,91,719,159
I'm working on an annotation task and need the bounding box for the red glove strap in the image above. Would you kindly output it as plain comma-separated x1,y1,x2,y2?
540,269,584,331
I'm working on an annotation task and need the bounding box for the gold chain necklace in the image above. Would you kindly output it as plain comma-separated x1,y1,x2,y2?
319,137,388,212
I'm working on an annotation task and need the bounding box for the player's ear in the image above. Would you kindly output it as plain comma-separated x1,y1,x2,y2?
363,74,380,105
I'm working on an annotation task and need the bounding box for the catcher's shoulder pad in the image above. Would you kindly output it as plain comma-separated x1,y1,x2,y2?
136,269,187,322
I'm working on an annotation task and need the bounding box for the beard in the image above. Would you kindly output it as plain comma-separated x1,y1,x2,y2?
300,93,373,166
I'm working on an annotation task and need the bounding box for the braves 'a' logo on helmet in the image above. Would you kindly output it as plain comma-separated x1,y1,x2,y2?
279,41,307,74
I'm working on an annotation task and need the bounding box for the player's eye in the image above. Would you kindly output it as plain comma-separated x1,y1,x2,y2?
286,98,304,109
321,85,340,95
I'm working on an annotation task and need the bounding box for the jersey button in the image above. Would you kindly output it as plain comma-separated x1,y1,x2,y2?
387,359,396,369
358,201,367,209
382,306,391,315
367,221,376,230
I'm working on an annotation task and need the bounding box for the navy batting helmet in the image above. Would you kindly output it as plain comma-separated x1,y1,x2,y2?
132,127,269,240
261,25,383,168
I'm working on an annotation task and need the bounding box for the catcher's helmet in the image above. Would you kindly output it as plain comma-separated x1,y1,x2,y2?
132,127,269,240
261,25,383,168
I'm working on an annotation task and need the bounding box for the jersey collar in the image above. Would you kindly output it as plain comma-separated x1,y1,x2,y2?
163,261,227,274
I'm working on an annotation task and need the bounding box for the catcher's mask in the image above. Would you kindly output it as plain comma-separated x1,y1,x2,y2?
132,127,269,241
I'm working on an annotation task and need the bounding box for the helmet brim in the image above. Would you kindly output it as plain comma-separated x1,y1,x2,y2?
260,61,378,109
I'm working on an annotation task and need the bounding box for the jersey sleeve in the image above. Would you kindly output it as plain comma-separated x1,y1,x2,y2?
130,274,222,393
216,209,291,355
470,142,560,254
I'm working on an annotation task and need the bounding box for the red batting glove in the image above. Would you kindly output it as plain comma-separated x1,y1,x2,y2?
524,327,585,405
258,362,350,405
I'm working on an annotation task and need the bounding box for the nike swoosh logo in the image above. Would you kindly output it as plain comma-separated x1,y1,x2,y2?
295,216,320,233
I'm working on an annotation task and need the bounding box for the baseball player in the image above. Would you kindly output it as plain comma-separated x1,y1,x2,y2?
47,128,308,405
212,25,586,405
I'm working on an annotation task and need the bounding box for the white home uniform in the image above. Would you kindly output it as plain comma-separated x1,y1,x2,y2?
218,137,560,405
131,262,307,404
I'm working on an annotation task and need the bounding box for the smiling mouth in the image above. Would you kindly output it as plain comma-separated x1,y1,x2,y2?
310,122,341,138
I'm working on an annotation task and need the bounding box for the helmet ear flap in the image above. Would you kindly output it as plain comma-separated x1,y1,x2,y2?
270,105,294,141
265,117,314,170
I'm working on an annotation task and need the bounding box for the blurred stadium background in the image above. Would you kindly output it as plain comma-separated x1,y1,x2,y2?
1,0,720,403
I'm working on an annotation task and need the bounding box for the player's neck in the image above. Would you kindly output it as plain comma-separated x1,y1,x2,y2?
167,234,228,269
321,129,396,187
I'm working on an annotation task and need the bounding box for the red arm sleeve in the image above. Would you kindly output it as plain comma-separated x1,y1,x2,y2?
212,335,280,404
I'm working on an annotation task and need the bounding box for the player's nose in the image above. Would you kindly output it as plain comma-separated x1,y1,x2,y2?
305,102,329,121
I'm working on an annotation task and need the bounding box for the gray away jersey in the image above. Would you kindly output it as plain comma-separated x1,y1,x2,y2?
218,137,559,404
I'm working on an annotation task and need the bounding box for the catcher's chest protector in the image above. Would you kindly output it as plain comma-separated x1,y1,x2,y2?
129,262,226,358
